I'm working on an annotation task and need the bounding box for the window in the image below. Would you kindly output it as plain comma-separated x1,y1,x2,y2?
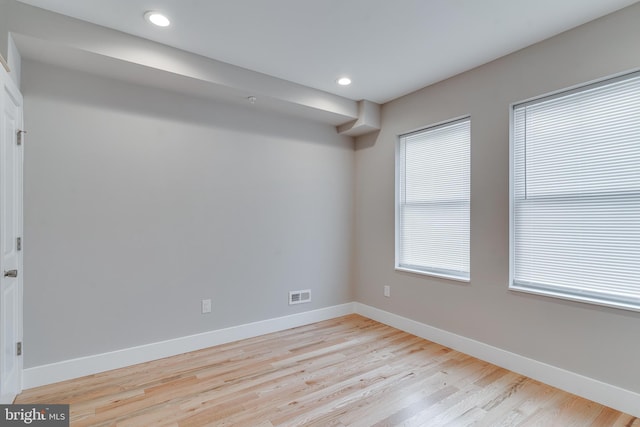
511,71,640,311
396,117,470,281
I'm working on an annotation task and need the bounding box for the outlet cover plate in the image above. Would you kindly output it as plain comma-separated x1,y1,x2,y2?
202,298,212,314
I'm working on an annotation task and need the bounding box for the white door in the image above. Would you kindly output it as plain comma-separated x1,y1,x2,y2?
0,65,23,404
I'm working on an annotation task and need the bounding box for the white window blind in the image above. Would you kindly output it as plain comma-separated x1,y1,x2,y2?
397,117,470,280
511,71,640,311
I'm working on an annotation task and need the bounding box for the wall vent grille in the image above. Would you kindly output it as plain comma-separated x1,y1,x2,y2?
289,289,311,305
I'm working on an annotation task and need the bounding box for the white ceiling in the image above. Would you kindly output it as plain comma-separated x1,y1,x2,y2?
14,0,639,104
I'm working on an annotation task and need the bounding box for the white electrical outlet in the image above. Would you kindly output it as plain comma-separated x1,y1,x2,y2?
384,285,391,297
201,298,212,314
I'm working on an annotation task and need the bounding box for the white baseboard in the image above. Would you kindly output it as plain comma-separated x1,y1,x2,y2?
23,303,354,389
22,301,640,419
354,302,640,418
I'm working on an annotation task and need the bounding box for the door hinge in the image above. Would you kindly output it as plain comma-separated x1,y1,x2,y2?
16,342,22,356
17,237,21,251
17,129,26,146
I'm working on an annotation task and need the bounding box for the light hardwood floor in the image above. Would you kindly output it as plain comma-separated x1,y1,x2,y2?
16,314,639,426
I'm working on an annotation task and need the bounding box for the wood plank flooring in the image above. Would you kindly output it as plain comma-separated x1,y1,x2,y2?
16,314,639,426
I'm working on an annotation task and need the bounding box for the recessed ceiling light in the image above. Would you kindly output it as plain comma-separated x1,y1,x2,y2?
144,11,171,27
337,77,352,86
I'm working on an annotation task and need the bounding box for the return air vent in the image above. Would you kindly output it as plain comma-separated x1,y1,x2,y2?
289,289,311,305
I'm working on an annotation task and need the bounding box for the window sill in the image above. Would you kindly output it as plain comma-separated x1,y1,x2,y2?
395,266,470,283
509,282,640,313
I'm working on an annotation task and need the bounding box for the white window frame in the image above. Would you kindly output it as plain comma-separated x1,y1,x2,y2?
395,116,470,282
509,70,640,312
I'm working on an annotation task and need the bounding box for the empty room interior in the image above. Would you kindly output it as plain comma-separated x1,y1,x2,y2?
1,0,640,425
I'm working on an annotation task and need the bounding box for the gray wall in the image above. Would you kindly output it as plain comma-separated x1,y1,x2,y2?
19,0,640,397
0,0,9,63
23,61,354,367
354,3,640,393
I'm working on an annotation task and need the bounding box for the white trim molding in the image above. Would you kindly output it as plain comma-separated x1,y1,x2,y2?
0,54,9,73
354,303,640,418
22,301,640,418
23,303,354,389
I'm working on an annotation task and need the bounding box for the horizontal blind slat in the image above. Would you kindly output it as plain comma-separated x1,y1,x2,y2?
512,71,640,310
399,118,470,279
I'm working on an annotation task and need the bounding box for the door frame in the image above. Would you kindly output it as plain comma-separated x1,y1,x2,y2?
0,63,23,404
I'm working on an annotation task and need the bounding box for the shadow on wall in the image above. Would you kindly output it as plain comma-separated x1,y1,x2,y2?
22,59,354,149
354,130,379,151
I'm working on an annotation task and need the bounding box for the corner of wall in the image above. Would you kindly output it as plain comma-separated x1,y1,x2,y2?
0,0,10,71
7,33,21,87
